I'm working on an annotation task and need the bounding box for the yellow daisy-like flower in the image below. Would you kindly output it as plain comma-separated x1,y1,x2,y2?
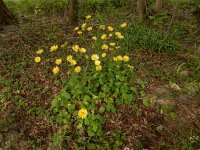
34,57,41,63
110,43,116,46
101,34,107,40
86,15,91,19
116,55,123,61
109,33,113,37
70,59,77,65
81,23,87,29
91,54,99,60
107,26,114,31
95,60,101,66
109,48,114,51
96,65,102,71
113,57,118,61
75,66,81,73
77,31,83,35
50,45,58,52
80,48,87,53
78,108,88,119
66,55,73,62
101,44,109,50
123,55,129,62
92,36,97,41
52,66,60,74
115,32,121,36
118,35,124,39
120,23,127,28
72,45,79,52
36,49,44,54
99,25,105,30
87,27,92,32
115,46,121,49
55,59,62,65
74,26,79,31
102,53,107,58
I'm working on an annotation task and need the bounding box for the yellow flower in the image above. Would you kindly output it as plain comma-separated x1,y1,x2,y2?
66,55,73,62
116,55,123,61
109,48,114,51
128,65,134,69
120,23,127,28
78,108,88,119
123,55,129,62
87,27,92,31
55,59,62,65
80,48,87,53
70,59,77,65
86,15,91,19
96,65,102,71
95,60,101,66
115,46,121,49
99,25,105,30
113,57,117,61
109,33,113,37
52,66,60,74
34,57,41,63
107,26,114,31
50,45,58,52
101,34,107,40
110,43,116,46
77,31,83,35
102,53,107,58
75,66,81,73
115,32,121,36
81,23,87,29
101,44,109,50
92,36,97,41
74,26,79,31
72,45,79,52
36,49,44,54
91,54,99,60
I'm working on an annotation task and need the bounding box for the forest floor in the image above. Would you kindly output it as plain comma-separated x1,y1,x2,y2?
0,3,200,150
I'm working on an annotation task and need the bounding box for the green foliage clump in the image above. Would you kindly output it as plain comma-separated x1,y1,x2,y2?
126,24,180,53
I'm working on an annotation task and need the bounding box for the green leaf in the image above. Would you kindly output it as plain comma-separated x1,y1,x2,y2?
87,129,95,137
59,90,70,100
92,123,98,132
51,99,58,108
143,99,151,107
122,94,133,104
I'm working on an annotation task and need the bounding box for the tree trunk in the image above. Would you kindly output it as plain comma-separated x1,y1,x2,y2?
137,0,147,22
64,0,78,26
155,0,163,13
0,0,17,28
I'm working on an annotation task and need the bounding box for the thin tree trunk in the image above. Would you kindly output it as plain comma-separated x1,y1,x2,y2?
155,0,163,13
0,0,17,27
64,0,78,26
137,0,147,22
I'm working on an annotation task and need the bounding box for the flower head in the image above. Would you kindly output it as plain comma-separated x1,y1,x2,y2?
50,45,58,52
107,26,114,31
99,25,105,30
34,57,41,63
109,33,113,37
70,59,77,65
80,48,87,53
81,23,87,29
72,45,79,52
55,59,62,65
87,27,92,32
102,53,107,58
101,34,107,40
77,31,83,35
91,54,99,61
101,44,109,50
95,60,101,66
123,55,129,62
96,65,102,71
110,43,116,46
75,66,81,73
120,23,127,28
74,27,79,31
66,55,73,62
52,66,60,74
92,36,97,41
36,49,44,54
78,108,88,119
86,15,91,19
